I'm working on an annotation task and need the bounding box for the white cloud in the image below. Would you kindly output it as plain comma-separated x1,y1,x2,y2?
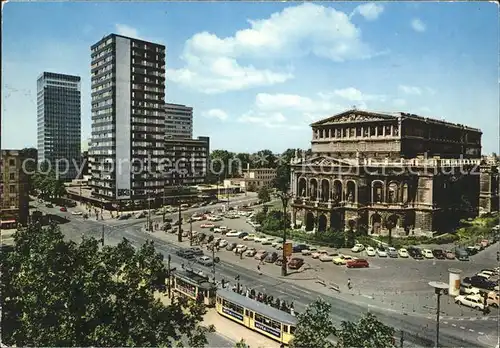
398,85,422,95
115,24,140,39
411,18,426,32
168,3,380,94
202,108,228,121
238,111,288,128
331,87,386,102
353,3,384,21
392,98,407,107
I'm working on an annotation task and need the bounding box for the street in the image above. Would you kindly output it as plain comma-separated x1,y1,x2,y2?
31,199,498,348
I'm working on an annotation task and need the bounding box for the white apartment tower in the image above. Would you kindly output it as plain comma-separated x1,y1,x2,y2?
89,34,166,202
165,103,193,139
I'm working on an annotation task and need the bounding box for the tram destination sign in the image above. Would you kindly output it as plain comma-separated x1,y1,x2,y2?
222,307,243,321
255,322,281,338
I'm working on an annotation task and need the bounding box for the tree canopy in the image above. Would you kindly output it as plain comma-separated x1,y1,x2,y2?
33,169,67,201
257,186,271,203
1,223,213,347
291,299,396,348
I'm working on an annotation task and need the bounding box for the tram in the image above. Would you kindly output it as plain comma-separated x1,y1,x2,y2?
172,269,217,307
215,288,297,345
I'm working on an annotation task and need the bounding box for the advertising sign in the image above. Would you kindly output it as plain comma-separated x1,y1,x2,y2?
255,322,281,338
222,307,243,321
284,242,293,257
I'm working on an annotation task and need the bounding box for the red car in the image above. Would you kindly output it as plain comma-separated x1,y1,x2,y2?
288,257,304,270
346,259,369,268
60,207,67,212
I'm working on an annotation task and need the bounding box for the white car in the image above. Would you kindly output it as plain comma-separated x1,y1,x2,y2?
312,250,328,259
301,249,312,256
398,248,409,258
254,235,267,243
218,239,228,248
319,251,339,262
365,247,376,257
272,239,284,247
71,211,83,215
351,244,365,253
226,231,242,237
235,244,247,253
243,234,256,241
422,249,434,259
308,245,318,251
455,294,486,310
376,247,388,257
245,248,257,257
477,272,492,280
261,238,274,245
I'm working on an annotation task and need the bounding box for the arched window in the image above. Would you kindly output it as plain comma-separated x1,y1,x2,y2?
388,182,399,203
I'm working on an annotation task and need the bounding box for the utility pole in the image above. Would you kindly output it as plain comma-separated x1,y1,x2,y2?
428,281,447,348
167,254,172,298
279,191,292,277
177,200,182,243
189,218,193,246
162,180,167,223
212,245,216,278
236,275,240,293
147,190,152,232
400,330,404,348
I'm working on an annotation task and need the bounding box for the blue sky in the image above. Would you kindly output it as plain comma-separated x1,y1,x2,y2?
2,1,499,154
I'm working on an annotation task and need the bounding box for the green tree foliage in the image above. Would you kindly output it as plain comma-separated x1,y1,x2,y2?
291,299,396,348
32,170,67,201
335,312,396,348
234,338,250,348
19,147,38,194
291,298,336,348
258,186,271,203
272,148,297,192
1,223,213,347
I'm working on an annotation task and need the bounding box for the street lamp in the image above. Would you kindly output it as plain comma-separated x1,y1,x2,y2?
428,281,448,348
171,171,184,243
277,190,293,277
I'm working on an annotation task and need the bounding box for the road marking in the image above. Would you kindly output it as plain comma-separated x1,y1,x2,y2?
290,285,311,294
443,321,448,324
469,317,477,321
460,326,465,330
458,318,464,321
451,324,457,327
469,329,474,332
224,264,234,268
481,317,488,320
478,332,484,335
362,294,374,299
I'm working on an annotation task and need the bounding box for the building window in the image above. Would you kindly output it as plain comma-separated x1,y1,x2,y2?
9,173,15,180
9,159,15,166
9,184,16,193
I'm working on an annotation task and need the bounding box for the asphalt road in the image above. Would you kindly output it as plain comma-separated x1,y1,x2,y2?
32,201,497,347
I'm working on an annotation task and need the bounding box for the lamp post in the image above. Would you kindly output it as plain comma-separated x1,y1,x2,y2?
428,281,448,348
278,191,293,277
172,171,184,243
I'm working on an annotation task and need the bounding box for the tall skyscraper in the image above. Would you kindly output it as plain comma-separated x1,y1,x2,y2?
89,34,166,202
165,103,193,139
37,72,81,180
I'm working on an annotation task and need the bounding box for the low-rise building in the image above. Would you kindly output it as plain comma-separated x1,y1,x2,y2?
233,167,277,191
164,136,210,186
0,150,29,228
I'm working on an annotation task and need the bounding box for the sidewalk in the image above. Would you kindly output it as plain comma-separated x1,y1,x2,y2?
154,292,278,348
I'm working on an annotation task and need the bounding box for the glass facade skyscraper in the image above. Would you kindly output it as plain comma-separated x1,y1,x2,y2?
37,72,81,180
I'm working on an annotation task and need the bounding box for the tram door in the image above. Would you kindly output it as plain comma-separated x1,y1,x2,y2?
244,309,254,326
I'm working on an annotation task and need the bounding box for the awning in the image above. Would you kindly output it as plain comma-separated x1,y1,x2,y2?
1,220,16,224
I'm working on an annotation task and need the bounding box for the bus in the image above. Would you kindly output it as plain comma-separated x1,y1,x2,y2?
172,269,217,307
215,289,297,345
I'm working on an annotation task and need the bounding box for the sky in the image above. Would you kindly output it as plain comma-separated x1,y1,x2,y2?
2,1,499,154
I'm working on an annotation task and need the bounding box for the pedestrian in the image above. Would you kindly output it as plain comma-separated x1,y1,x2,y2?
347,278,352,290
257,264,262,275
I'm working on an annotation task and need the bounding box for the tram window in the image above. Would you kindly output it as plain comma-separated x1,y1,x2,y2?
245,310,254,317
284,325,288,334
255,313,281,330
290,326,296,334
222,299,244,314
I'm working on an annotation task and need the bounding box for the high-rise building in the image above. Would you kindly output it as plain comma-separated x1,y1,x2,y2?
37,72,81,180
164,136,210,186
89,34,166,202
165,103,193,139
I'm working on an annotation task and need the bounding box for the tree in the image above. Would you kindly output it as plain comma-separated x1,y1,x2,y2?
272,148,297,192
19,147,37,194
234,338,250,348
258,186,271,203
1,223,213,347
291,298,336,348
335,312,395,348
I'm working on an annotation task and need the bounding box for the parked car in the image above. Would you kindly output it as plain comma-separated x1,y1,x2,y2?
71,211,83,215
118,213,131,220
408,247,423,260
476,272,493,280
319,251,339,262
312,250,328,259
455,247,470,261
346,258,369,268
376,247,388,257
261,237,274,245
464,276,497,290
245,248,257,257
238,232,249,239
226,230,242,237
454,294,486,310
176,249,195,259
235,244,248,253
387,247,398,258
45,203,54,208
432,249,446,259
366,247,376,257
460,283,481,295
226,242,238,251
333,254,355,265
274,256,284,266
293,244,310,253
465,246,478,256
200,223,215,228
60,207,67,212
189,247,204,256
197,255,214,266
351,244,365,253
445,250,456,260
422,249,434,259
480,239,490,248
254,250,268,261
135,211,146,218
243,233,256,241
487,291,499,307
254,235,267,243
218,239,228,248
398,248,409,258
288,257,305,270
272,239,284,247
265,252,279,263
